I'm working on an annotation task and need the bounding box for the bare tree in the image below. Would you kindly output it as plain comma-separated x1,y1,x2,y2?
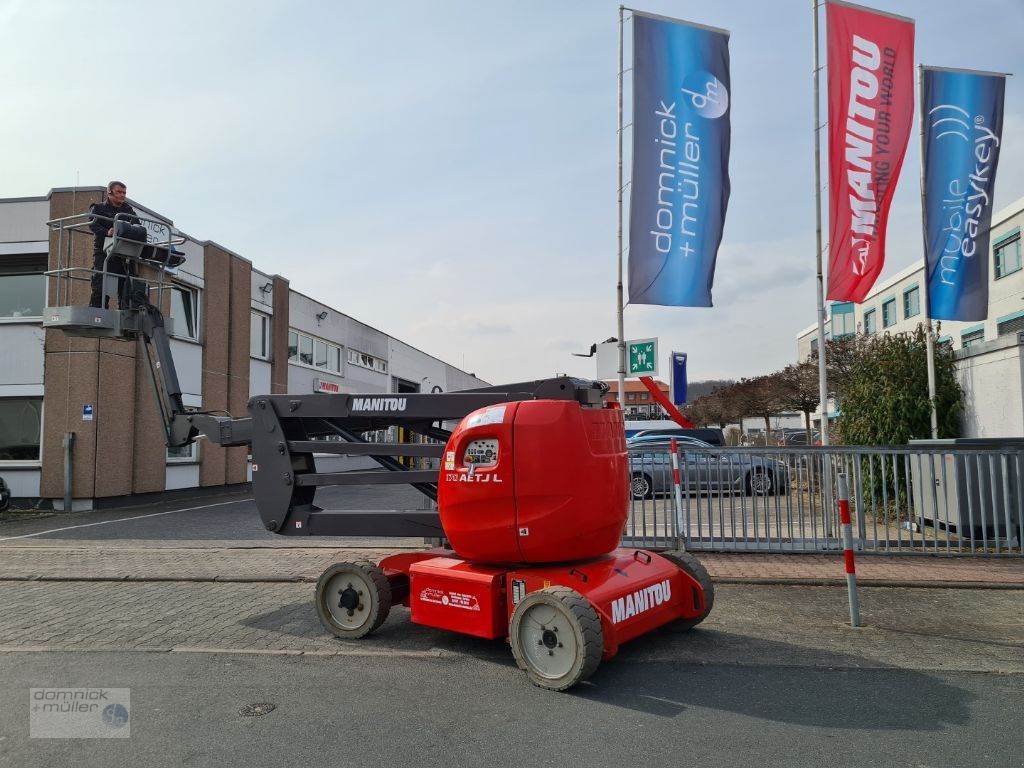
776,362,821,444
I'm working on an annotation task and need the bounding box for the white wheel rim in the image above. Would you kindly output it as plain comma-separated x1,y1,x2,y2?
517,601,578,680
323,569,373,631
631,476,649,497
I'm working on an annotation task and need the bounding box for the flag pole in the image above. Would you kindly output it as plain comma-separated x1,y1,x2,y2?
812,0,836,531
917,64,940,439
616,4,627,406
812,1,831,448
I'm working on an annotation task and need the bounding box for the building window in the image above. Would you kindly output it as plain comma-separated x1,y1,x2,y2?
961,329,985,348
0,258,46,321
0,398,43,462
903,286,920,319
288,329,342,373
346,349,387,374
994,236,1021,279
627,393,637,402
830,302,855,338
169,284,199,341
864,309,877,335
167,442,198,463
997,314,1024,338
250,312,270,360
882,298,897,328
810,338,818,356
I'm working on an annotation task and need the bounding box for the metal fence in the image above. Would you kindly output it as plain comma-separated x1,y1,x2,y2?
625,444,1023,556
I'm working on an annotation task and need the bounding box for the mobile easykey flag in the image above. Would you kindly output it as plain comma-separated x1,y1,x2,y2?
825,1,914,303
628,11,730,307
922,67,1006,321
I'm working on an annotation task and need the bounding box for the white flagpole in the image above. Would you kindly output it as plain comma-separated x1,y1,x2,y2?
917,65,940,439
813,0,836,532
616,5,627,406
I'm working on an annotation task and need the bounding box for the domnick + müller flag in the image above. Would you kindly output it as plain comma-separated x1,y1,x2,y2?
628,11,731,307
825,0,914,302
922,67,1006,322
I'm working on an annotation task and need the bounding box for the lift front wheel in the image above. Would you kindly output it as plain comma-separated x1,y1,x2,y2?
509,587,603,692
315,561,392,639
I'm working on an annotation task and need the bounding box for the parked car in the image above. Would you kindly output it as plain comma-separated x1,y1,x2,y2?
627,439,789,500
630,427,726,446
0,477,9,512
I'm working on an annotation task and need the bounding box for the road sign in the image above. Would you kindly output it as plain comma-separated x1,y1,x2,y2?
628,338,658,376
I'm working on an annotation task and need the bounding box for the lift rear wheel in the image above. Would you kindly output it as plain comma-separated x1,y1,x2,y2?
509,587,603,691
315,561,392,639
660,550,715,630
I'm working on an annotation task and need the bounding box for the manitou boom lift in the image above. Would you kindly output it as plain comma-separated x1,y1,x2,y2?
44,212,714,690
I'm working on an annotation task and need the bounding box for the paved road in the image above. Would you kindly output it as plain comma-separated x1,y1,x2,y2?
0,486,429,547
1,649,1020,768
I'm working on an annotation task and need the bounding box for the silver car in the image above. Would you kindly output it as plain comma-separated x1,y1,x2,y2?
627,438,789,500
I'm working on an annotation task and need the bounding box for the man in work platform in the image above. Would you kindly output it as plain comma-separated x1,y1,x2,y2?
87,180,139,308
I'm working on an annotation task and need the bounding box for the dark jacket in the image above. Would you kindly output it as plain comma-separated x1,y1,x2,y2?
88,200,138,250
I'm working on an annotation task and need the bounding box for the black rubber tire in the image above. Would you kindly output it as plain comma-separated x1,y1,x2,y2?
315,561,392,639
630,472,654,500
745,468,774,497
659,550,714,630
509,587,603,692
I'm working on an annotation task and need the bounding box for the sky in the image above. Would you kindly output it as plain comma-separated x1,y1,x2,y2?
2,0,1022,384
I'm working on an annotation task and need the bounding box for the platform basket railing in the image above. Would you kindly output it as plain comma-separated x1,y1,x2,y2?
624,444,1023,557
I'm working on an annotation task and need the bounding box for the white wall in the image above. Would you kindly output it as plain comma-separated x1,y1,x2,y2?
249,359,271,397
0,199,48,243
0,325,44,387
956,333,1024,438
250,269,274,315
0,468,40,497
165,464,200,491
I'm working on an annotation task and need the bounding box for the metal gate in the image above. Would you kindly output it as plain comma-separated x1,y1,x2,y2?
624,444,1024,556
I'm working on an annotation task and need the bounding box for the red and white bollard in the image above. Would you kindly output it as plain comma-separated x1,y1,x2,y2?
669,438,686,547
837,473,861,627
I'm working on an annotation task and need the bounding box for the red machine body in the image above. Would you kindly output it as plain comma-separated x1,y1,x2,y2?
380,548,706,659
437,400,629,563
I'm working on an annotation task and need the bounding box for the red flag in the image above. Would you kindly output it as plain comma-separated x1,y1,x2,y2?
826,1,914,302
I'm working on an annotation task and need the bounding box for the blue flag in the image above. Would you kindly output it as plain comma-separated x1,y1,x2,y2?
922,67,1006,321
628,12,731,307
670,352,688,405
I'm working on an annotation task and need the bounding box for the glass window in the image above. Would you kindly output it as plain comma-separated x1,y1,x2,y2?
331,347,342,373
832,312,854,338
0,272,45,320
961,329,985,348
864,309,877,335
994,237,1022,279
299,335,313,365
810,338,818,355
903,286,920,319
288,330,298,361
314,340,328,368
250,312,270,359
167,442,197,462
170,285,199,341
997,315,1024,337
882,298,897,328
0,398,43,461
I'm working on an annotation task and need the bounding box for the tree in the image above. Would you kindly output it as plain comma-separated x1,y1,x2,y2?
729,375,786,445
838,326,962,444
776,362,821,445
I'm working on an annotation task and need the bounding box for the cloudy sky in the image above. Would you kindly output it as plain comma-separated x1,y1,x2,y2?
2,0,1022,384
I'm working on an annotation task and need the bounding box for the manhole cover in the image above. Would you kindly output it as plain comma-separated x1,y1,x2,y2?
239,702,276,717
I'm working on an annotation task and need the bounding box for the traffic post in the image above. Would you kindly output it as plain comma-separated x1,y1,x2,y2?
837,473,861,627
669,438,686,549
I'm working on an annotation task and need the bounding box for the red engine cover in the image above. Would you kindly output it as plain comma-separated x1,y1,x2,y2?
437,400,628,564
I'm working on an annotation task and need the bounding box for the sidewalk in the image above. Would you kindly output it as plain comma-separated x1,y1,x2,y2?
0,544,1022,587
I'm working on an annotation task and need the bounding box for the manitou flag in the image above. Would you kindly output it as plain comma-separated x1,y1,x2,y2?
922,67,1006,321
628,12,731,307
826,1,914,302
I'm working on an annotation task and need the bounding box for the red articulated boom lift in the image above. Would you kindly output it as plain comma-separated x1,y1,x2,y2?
44,213,714,691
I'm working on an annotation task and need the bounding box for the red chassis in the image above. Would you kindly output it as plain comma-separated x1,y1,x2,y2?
378,547,708,660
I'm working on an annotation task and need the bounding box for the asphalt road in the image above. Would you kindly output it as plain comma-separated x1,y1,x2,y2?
0,486,429,546
1,649,1020,768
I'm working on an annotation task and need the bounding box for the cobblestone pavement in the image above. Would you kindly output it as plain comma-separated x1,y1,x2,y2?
0,581,1020,674
1,545,1022,586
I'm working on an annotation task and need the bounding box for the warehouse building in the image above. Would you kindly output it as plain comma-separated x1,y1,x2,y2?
0,186,486,508
795,194,1024,437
